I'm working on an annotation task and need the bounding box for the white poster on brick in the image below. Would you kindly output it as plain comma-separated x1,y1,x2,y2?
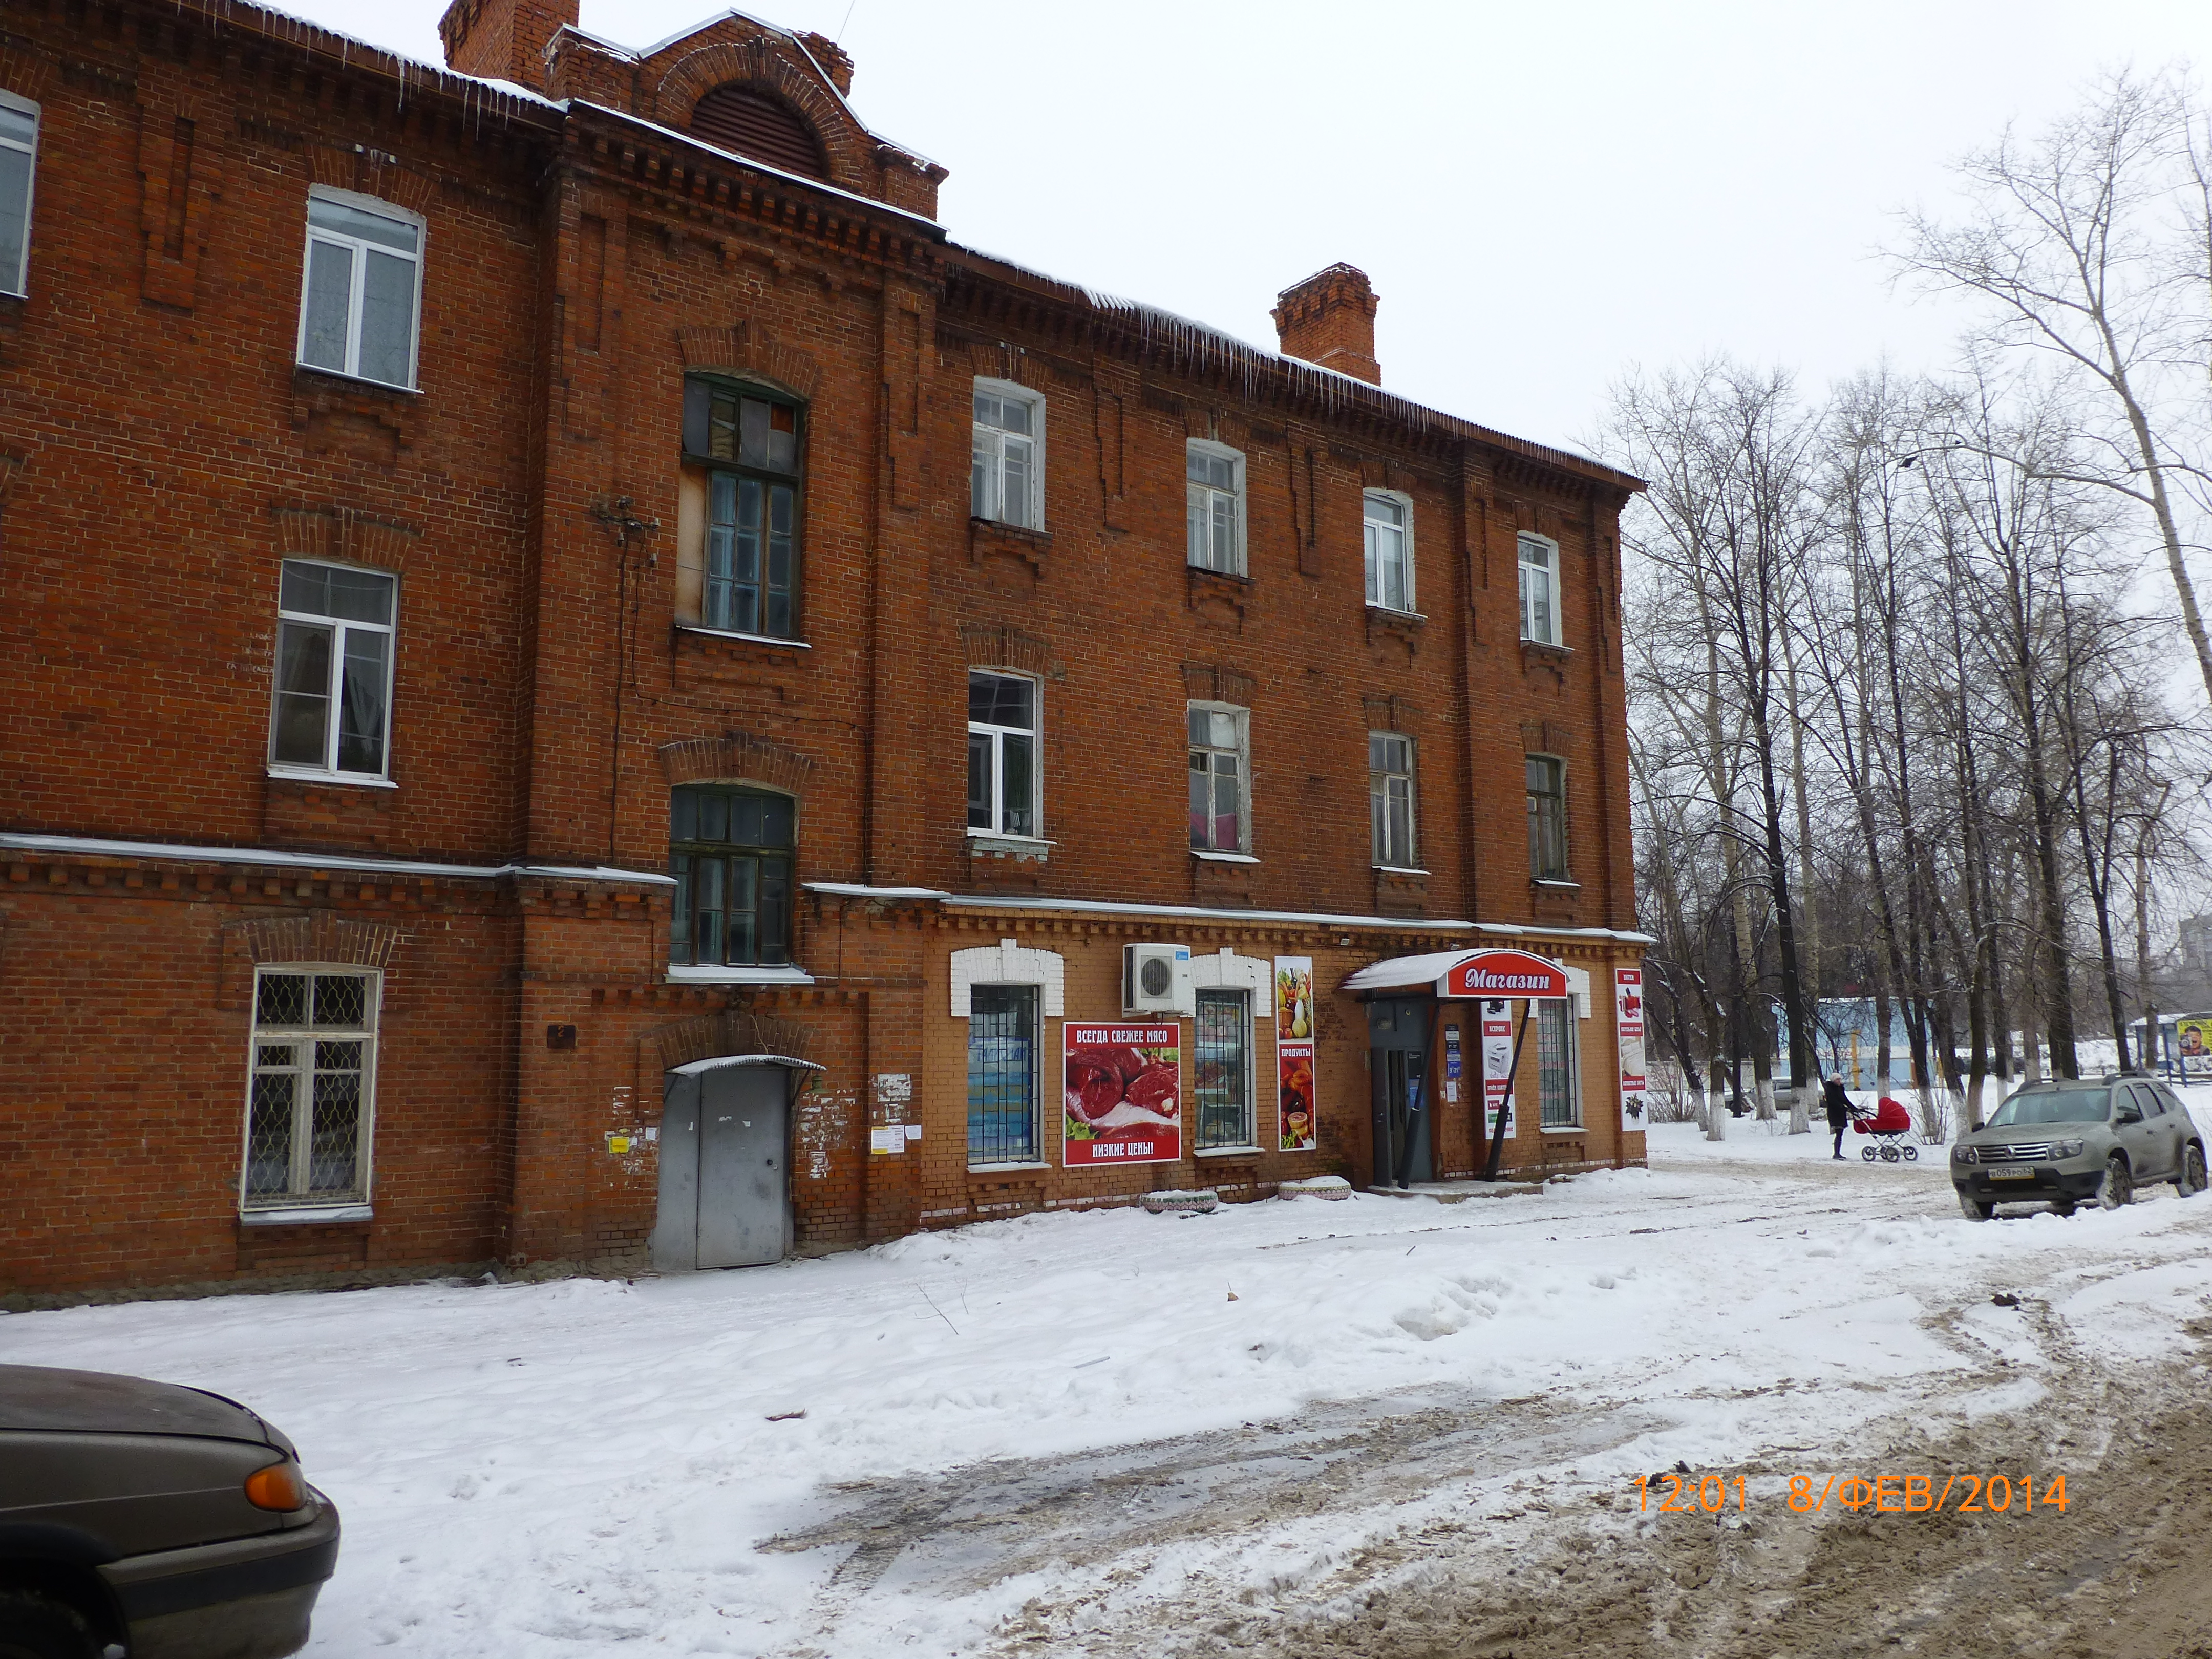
1481,998,1515,1140
1616,966,1647,1132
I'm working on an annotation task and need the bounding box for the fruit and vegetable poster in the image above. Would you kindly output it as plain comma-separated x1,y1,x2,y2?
1064,1025,1181,1166
1275,956,1316,1151
1615,967,1647,1132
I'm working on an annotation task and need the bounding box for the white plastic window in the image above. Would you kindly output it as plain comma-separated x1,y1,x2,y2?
0,93,37,298
1519,533,1560,646
1364,491,1413,612
971,380,1044,529
270,561,397,779
297,188,423,389
968,670,1039,837
1186,441,1245,575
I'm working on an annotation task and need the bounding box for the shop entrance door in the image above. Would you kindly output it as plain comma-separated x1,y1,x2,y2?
1368,997,1432,1188
653,1061,792,1271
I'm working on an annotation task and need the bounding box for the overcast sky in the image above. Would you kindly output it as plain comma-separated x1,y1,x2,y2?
290,0,2206,455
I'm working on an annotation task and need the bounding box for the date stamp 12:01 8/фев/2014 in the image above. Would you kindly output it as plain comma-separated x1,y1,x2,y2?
1635,1472,2071,1516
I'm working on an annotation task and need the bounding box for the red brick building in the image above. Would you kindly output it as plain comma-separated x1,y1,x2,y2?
0,0,1648,1299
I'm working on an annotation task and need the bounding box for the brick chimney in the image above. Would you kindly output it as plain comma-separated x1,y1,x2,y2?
438,0,578,93
1271,263,1380,385
795,32,855,96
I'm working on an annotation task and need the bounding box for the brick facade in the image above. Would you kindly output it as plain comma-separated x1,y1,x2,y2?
0,0,1646,1300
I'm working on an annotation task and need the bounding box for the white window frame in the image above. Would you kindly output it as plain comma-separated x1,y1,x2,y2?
296,185,425,391
0,90,39,299
268,559,399,783
1363,490,1415,613
1369,731,1418,869
1519,532,1562,646
241,966,380,1214
1188,701,1251,855
1185,439,1246,576
967,669,1041,839
971,377,1045,530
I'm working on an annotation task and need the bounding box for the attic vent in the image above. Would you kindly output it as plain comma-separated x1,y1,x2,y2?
689,84,828,181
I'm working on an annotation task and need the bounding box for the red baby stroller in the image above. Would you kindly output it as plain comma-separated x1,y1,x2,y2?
1852,1096,1918,1162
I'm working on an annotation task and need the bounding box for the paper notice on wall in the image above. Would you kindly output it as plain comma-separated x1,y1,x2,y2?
869,1126,902,1156
1482,998,1515,1140
1065,1023,1181,1166
1616,967,1647,1132
1274,956,1316,1152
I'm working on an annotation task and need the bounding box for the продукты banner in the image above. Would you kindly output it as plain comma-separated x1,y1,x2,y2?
1274,956,1315,1152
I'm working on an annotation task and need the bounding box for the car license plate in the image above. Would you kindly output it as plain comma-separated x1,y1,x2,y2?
1989,1167,2036,1181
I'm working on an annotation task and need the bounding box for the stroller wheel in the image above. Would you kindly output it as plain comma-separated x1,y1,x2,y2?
1862,1147,1877,1163
1881,1145,1901,1163
1903,1145,1919,1162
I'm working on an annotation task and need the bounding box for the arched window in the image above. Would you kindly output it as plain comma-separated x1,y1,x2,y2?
670,785,795,967
688,84,828,181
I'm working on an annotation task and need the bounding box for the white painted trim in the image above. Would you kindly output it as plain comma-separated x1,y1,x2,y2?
664,965,816,986
949,939,1066,1018
1189,948,1272,1002
239,1204,373,1226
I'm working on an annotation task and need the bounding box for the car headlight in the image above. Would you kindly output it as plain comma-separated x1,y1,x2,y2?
2051,1139,2085,1160
1953,1145,1978,1164
244,1459,310,1512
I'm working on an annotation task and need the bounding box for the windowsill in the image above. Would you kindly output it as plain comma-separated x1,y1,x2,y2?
967,1161,1052,1174
1374,865,1431,877
293,363,420,398
1520,639,1573,658
968,832,1053,861
1366,604,1426,623
1533,878,1581,890
1541,1125,1587,1135
970,515,1050,538
1195,1144,1263,1158
665,965,816,985
673,623,811,651
240,1203,373,1226
1192,849,1259,864
1187,562,1251,583
267,767,398,790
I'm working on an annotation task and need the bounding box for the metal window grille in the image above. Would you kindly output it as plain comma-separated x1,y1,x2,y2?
1195,990,1251,1149
1538,996,1579,1128
1370,733,1416,867
1187,705,1246,852
1526,755,1568,878
244,969,377,1209
670,785,795,967
967,671,1038,837
270,560,396,778
967,983,1039,1164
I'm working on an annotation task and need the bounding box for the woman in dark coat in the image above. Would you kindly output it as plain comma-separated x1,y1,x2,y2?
1823,1075,1853,1160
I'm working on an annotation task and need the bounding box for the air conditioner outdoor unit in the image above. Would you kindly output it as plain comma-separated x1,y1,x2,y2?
1123,943,1194,1016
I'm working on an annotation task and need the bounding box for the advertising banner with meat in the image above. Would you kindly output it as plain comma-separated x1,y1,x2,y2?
1616,966,1647,1132
1274,956,1316,1151
1065,1024,1181,1166
1482,998,1515,1139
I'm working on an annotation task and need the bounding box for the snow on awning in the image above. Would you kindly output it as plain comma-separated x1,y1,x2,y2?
667,1054,826,1077
1342,948,1574,999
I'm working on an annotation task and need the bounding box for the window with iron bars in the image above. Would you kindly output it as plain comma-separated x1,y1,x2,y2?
1194,990,1253,1150
967,983,1040,1165
244,969,377,1211
1537,996,1580,1128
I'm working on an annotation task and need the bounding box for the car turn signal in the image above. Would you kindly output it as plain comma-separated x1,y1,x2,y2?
244,1460,309,1511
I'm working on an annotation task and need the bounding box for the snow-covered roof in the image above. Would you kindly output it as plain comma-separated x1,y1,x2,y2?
0,832,676,885
1339,950,1489,994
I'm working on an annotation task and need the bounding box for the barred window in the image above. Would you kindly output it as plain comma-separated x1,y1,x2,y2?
244,970,378,1211
1194,990,1253,1150
677,377,804,640
671,785,794,968
1537,996,1580,1129
967,983,1039,1165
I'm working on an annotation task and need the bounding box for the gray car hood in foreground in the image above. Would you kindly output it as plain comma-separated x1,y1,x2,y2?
0,1365,282,1448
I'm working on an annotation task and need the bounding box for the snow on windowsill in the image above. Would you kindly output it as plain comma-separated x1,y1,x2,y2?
293,361,420,397
1194,1145,1263,1158
665,965,816,986
1365,605,1426,623
1533,879,1582,891
1374,866,1431,877
668,1053,825,1076
267,767,399,790
967,1161,1052,1174
1191,850,1259,864
1520,638,1573,656
674,623,811,650
240,1204,372,1227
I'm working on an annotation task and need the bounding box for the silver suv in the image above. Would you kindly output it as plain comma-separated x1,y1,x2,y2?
1952,1075,2207,1219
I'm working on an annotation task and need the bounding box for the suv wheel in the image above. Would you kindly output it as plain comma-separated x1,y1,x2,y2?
0,1590,102,1659
2097,1153,2134,1211
2175,1142,2207,1198
1958,1192,1994,1221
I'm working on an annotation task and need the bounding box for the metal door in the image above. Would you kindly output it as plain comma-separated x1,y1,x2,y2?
1367,997,1432,1188
652,1061,792,1271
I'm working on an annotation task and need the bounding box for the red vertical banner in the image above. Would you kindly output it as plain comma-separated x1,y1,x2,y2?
1274,956,1315,1151
1616,966,1647,1132
1064,1024,1181,1166
1481,998,1515,1140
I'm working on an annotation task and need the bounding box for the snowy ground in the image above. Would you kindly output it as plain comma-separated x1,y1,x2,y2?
7,1093,2212,1656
